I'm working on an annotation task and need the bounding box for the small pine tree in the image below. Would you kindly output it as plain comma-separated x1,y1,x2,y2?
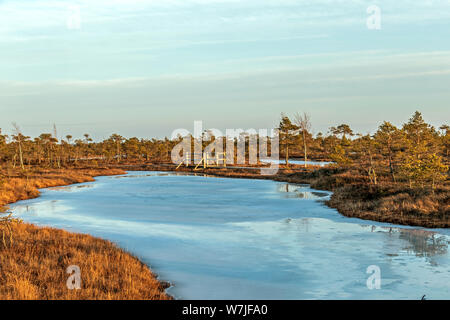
278,114,298,165
330,145,352,166
423,154,448,190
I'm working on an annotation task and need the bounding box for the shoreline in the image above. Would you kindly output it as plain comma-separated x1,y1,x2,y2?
0,167,126,208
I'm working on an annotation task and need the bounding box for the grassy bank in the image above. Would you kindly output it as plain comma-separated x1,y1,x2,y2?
0,223,171,300
0,167,126,208
295,168,449,228
0,167,171,300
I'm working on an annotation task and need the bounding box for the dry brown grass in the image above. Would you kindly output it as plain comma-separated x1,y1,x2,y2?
309,172,450,228
0,223,171,300
0,167,126,208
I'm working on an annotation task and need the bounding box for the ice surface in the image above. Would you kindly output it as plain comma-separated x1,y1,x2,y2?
11,171,450,299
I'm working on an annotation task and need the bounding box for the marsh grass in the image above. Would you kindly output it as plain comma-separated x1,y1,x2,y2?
0,167,125,208
0,223,171,300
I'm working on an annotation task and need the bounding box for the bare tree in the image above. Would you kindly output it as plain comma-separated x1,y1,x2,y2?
53,124,61,168
12,122,25,170
294,112,311,168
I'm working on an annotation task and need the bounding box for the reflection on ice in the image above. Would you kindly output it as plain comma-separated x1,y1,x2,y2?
47,184,94,192
10,171,450,300
352,225,449,266
110,172,197,179
276,183,331,199
399,229,448,259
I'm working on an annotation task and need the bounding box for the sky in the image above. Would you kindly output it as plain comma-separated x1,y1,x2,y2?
0,0,449,140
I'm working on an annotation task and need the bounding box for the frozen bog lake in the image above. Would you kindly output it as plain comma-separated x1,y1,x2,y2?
11,171,450,299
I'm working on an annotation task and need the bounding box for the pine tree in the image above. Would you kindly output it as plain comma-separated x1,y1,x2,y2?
278,114,298,165
374,121,405,182
423,154,448,190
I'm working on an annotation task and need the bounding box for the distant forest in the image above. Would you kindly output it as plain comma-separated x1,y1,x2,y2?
1,111,448,190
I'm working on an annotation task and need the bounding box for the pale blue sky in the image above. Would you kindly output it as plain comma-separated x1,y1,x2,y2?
1,0,449,140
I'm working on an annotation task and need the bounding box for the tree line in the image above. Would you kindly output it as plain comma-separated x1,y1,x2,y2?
1,111,448,189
